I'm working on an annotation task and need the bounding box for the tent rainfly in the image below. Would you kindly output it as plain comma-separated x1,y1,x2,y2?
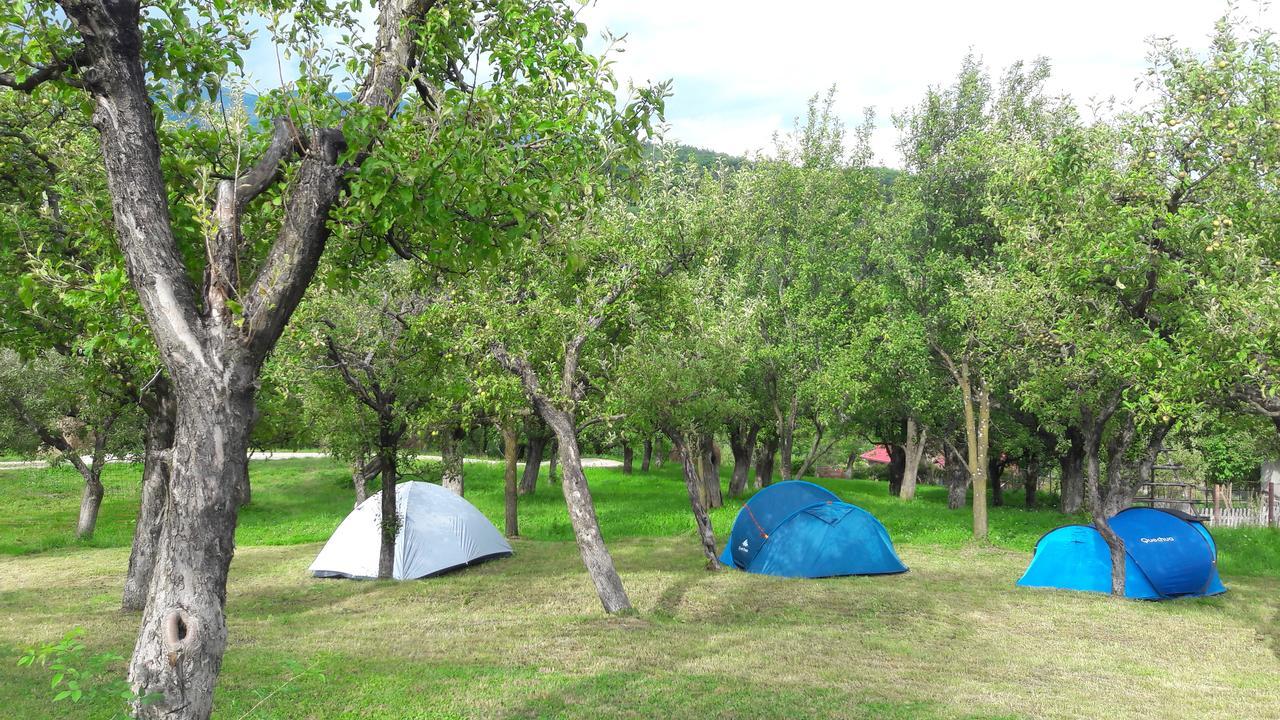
1017,507,1226,600
310,481,512,580
718,481,908,578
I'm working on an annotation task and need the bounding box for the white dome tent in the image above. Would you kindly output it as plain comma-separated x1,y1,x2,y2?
310,481,512,580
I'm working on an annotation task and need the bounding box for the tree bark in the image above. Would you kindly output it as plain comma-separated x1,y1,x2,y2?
351,455,382,507
441,425,464,495
727,424,758,497
666,430,722,569
546,414,629,612
641,438,653,472
755,436,778,488
122,379,176,612
990,453,1006,507
957,367,991,539
1079,392,1126,595
1060,426,1085,514
501,423,519,538
548,441,560,484
887,443,907,497
377,420,401,580
699,434,723,508
776,396,798,480
621,442,633,474
124,372,256,720
492,343,631,614
901,418,927,501
945,446,968,510
520,429,546,495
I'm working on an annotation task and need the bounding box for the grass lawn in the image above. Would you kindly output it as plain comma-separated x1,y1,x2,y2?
1,458,1279,719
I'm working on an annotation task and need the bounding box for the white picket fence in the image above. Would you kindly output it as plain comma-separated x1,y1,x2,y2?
1205,504,1270,528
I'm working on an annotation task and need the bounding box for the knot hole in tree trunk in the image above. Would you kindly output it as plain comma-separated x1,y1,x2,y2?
163,608,198,655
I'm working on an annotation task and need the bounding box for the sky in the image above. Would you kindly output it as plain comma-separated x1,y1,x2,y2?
237,1,1280,167
575,0,1280,165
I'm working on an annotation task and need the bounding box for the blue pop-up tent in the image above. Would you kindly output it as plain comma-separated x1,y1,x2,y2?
1017,507,1226,600
718,481,907,578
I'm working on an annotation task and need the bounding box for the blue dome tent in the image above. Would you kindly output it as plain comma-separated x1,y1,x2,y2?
718,481,908,578
1017,507,1226,600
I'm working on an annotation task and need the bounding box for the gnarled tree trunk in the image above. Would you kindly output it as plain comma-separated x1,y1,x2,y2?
641,438,653,472
57,0,432,714
621,442,633,474
126,366,257,720
123,378,176,612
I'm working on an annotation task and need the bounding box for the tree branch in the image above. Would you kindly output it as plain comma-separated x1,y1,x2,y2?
0,47,89,92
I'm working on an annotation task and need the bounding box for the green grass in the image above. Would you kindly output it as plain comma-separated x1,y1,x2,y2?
1,458,1279,719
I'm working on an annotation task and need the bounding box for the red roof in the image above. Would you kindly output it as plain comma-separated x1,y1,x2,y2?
860,445,893,464
861,444,946,467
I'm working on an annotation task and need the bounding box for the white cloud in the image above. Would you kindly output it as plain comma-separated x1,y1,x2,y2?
580,0,1280,165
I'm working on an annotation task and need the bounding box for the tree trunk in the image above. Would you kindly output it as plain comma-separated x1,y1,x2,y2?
667,430,722,569
76,473,105,539
351,455,381,507
990,453,1006,507
727,424,758,497
901,418,927,501
125,372,256,720
123,379,177,612
958,367,991,539
520,433,546,495
844,450,858,479
1060,426,1085,514
492,342,631,614
377,420,401,580
548,442,560,484
544,412,630,612
887,443,907,497
755,436,778,488
501,424,519,538
60,0,431,713
1079,392,1129,596
621,442,634,474
641,438,653,472
946,447,968,510
777,397,797,480
441,426,464,495
699,434,722,509
1024,459,1039,509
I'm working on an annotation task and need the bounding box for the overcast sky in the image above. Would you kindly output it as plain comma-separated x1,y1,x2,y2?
576,0,1280,165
